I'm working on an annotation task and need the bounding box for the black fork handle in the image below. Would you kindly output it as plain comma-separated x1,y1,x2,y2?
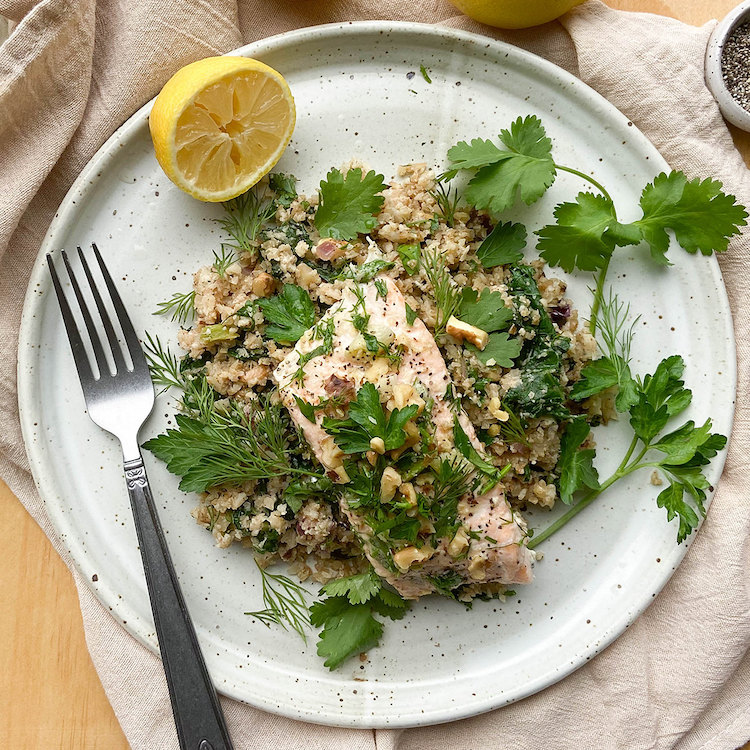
123,455,234,750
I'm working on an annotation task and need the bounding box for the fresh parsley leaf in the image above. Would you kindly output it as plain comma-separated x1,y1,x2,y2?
458,288,513,332
557,418,599,504
268,172,298,207
294,395,316,423
257,284,316,344
282,475,334,514
652,419,714,465
374,278,388,299
635,171,747,263
476,221,526,268
321,569,382,605
420,64,432,83
655,482,700,544
537,192,618,272
397,243,421,274
629,393,670,444
314,167,387,240
453,418,509,491
467,332,522,368
405,302,418,325
642,355,691,416
571,355,639,412
464,116,556,214
322,382,419,454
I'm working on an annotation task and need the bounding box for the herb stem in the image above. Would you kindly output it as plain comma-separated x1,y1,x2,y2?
555,164,613,204
528,436,647,550
554,164,615,336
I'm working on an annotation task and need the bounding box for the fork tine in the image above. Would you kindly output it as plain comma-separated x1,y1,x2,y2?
77,246,129,373
47,254,96,386
60,249,110,378
90,243,148,372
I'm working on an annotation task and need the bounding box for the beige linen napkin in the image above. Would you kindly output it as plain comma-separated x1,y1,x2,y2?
2,1,749,748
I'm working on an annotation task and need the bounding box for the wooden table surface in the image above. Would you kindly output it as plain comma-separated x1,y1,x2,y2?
2,2,749,748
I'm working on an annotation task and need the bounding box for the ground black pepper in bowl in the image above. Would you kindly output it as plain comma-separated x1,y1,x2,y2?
721,22,750,112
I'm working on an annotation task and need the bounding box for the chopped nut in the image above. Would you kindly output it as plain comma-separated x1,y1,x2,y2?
380,466,402,502
488,396,509,422
398,482,417,506
251,272,275,298
393,545,435,572
369,436,386,454
447,527,470,557
487,424,501,438
446,315,489,350
331,465,350,483
467,555,487,581
392,383,415,409
365,450,378,466
320,435,344,469
650,470,664,486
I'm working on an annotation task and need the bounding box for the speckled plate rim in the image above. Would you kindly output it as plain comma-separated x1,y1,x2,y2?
17,20,736,728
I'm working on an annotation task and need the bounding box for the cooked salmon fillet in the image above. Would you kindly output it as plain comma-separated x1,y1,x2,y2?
274,277,533,598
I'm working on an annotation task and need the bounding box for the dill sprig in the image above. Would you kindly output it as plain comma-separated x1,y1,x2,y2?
153,290,196,326
212,245,239,277
143,332,183,392
245,561,311,640
422,246,461,338
594,286,640,365
217,189,276,252
498,402,530,447
429,182,460,227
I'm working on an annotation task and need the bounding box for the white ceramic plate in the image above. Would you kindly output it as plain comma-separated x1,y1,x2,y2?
18,22,735,728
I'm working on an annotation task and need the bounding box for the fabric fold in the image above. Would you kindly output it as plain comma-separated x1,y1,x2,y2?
2,2,748,749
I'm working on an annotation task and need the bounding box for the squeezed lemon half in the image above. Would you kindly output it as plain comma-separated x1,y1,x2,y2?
149,56,296,202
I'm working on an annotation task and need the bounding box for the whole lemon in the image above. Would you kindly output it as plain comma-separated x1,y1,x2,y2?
447,0,584,29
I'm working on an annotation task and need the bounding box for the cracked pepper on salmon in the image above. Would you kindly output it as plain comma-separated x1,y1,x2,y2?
274,277,534,599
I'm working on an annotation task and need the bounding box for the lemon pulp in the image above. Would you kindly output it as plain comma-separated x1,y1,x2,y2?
149,57,295,202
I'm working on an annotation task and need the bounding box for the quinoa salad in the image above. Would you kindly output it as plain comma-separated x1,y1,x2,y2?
144,114,739,667
147,163,602,594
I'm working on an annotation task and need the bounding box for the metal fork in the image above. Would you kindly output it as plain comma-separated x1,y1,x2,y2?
48,244,234,750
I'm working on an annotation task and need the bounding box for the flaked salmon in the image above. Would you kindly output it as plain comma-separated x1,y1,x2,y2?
274,277,533,599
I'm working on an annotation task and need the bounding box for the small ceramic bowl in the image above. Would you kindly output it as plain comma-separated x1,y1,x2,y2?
706,1,750,131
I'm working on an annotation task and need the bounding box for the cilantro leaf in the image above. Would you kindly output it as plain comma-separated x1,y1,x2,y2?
464,116,556,214
311,570,409,669
537,192,618,272
397,243,421,275
457,288,513,332
468,332,522,368
655,482,700,544
557,419,599,504
443,138,510,180
635,171,747,263
313,601,383,669
321,569,382,605
257,284,316,344
314,168,387,240
476,221,526,268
